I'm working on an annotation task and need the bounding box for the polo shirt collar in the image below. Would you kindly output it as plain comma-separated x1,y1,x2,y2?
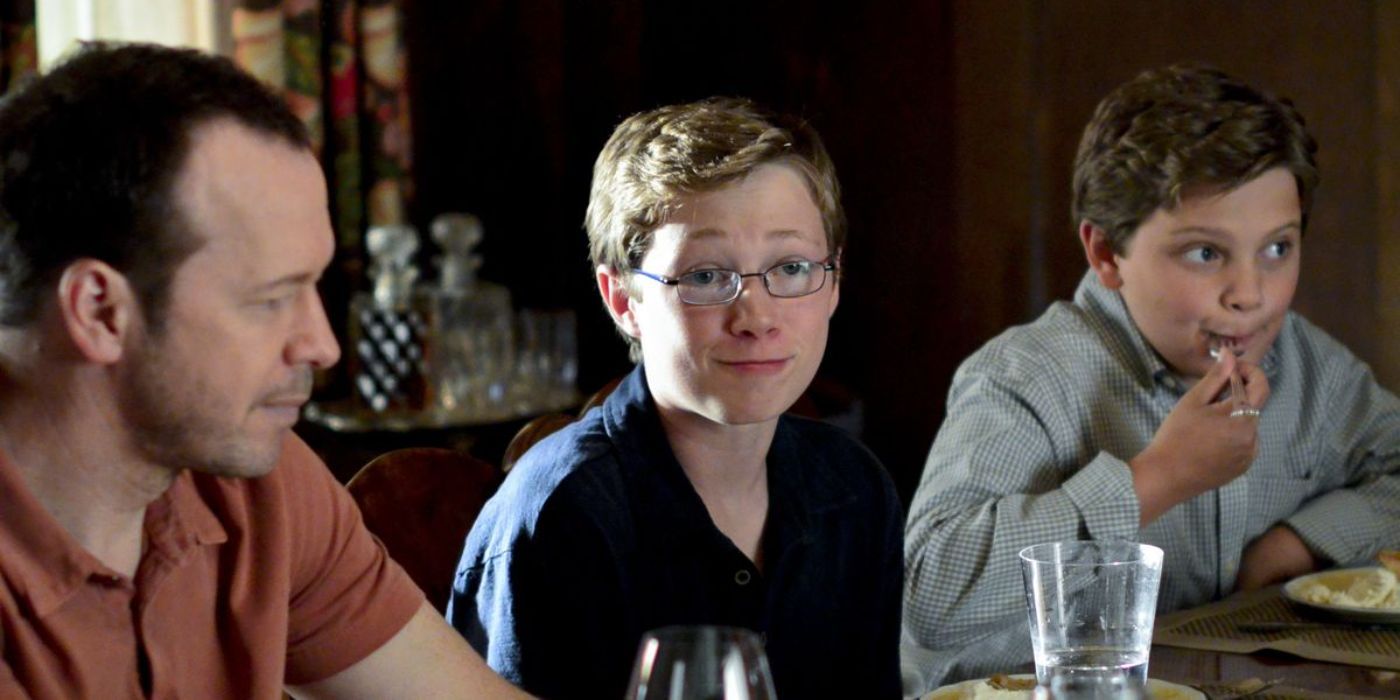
600,365,856,546
144,470,229,567
602,366,718,541
767,415,859,524
0,451,227,617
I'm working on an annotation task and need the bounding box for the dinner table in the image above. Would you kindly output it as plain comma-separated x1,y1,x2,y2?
954,583,1400,699
1148,644,1400,700
989,645,1399,699
1143,582,1400,698
1147,644,1400,698
987,638,1399,699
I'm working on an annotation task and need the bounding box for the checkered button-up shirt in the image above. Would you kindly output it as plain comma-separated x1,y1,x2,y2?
900,271,1400,690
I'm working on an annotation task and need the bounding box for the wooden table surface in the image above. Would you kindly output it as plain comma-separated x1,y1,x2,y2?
1149,644,1400,697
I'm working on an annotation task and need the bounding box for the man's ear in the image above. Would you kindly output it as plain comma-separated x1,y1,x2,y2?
596,264,641,339
56,259,137,364
1079,222,1124,290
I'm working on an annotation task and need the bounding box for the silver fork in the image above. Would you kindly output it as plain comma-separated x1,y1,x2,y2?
1208,338,1251,414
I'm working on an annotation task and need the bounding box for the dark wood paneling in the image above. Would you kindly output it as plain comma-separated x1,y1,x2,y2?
400,1,1391,505
825,2,956,501
403,2,957,500
946,0,1392,435
1378,0,1400,390
1030,0,1379,367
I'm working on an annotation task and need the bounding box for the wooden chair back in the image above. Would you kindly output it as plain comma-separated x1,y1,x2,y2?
346,447,500,611
577,376,623,415
501,377,625,473
501,412,575,473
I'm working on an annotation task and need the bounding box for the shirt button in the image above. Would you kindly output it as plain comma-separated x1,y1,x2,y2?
734,570,752,585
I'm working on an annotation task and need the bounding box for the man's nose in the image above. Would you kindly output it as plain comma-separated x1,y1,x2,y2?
288,291,341,369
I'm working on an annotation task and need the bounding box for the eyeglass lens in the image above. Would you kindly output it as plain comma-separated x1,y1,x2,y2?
677,261,827,304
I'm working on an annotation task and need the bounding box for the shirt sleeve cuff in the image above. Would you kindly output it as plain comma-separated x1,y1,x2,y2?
1061,451,1140,541
1285,489,1385,565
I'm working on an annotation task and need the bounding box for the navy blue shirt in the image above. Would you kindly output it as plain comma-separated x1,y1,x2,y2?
447,365,904,699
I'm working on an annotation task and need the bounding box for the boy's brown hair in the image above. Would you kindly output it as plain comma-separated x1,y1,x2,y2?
1072,64,1318,253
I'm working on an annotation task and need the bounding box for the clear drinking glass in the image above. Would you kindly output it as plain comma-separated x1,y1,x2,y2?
512,308,578,411
1019,541,1164,695
624,625,777,700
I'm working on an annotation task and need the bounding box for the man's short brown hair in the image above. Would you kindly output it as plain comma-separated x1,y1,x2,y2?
0,42,310,331
1072,64,1318,253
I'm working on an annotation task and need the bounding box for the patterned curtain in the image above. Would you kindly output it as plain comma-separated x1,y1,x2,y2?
0,0,36,94
230,0,413,256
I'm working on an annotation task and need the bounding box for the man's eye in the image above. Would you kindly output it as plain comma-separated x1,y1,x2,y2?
260,293,295,311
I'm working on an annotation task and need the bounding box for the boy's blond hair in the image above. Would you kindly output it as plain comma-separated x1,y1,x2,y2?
585,97,844,360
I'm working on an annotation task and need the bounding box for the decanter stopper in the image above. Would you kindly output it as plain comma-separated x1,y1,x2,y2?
431,212,483,291
366,223,420,307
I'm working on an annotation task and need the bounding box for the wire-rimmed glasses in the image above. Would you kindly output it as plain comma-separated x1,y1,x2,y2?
631,256,837,306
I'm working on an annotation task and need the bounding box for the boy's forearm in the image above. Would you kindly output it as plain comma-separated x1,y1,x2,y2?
905,459,1137,645
1128,451,1174,526
904,497,1030,646
1236,525,1318,591
907,369,1141,644
1285,483,1400,565
1128,449,1201,526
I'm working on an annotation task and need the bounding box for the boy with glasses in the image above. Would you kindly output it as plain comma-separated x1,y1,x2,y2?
901,64,1400,689
448,97,904,699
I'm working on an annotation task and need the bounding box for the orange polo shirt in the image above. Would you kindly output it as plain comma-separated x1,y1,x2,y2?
0,435,424,699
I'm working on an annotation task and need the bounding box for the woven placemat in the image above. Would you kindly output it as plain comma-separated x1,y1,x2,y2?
1153,586,1400,671
1232,689,1378,700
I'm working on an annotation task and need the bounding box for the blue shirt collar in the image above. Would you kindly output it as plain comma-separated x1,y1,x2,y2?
598,365,857,545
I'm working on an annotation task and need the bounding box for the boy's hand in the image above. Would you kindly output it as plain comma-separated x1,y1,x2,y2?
1236,525,1320,591
1129,351,1272,526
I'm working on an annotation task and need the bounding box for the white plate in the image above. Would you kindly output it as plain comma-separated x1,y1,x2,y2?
924,674,1203,700
1282,566,1400,624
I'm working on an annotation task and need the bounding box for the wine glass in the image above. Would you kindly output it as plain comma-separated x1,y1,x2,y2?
624,625,777,700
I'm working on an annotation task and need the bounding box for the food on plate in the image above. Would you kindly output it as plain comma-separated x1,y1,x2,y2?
986,674,1036,691
974,674,1036,698
1380,549,1400,577
1299,566,1400,610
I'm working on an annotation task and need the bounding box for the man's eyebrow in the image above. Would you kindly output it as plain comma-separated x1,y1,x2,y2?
250,271,319,292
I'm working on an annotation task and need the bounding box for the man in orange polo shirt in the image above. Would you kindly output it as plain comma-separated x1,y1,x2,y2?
0,43,529,699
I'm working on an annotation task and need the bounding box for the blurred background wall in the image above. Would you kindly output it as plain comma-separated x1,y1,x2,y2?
403,0,1399,503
